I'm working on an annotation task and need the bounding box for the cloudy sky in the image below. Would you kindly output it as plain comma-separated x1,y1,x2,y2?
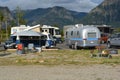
0,0,104,12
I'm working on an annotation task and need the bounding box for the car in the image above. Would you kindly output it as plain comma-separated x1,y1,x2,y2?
5,40,16,49
107,33,120,48
53,36,63,44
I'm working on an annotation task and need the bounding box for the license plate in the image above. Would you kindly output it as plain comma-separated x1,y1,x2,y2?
90,41,94,43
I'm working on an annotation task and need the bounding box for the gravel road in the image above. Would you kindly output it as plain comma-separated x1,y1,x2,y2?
0,65,120,80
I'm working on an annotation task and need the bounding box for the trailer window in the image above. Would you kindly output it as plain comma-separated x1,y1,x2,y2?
88,33,96,38
55,30,60,35
71,31,73,36
77,31,79,35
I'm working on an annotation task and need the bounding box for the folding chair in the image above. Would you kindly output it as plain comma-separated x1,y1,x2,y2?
27,43,38,53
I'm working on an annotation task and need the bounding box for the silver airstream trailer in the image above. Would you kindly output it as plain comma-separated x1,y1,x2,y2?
64,24,101,49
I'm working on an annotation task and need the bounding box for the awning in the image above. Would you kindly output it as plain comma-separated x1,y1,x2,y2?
11,31,43,36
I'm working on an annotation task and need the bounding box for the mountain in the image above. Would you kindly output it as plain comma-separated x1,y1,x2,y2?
81,0,120,27
0,6,13,21
23,6,87,28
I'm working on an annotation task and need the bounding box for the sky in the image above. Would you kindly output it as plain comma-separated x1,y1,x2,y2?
0,0,104,12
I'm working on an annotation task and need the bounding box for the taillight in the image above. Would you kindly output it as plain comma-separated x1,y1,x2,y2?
83,38,87,40
98,38,101,40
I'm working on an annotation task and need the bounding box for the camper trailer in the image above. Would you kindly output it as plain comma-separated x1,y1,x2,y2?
64,24,101,49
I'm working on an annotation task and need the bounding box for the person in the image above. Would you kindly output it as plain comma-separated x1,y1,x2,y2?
16,43,24,54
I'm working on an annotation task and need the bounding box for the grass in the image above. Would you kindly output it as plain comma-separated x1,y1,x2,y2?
0,49,120,66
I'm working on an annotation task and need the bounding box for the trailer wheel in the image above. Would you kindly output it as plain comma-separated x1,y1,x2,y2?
71,44,74,49
74,42,78,50
69,45,72,49
100,40,104,44
107,42,111,48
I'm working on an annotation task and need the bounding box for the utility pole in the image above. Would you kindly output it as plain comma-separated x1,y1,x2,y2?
0,12,4,44
5,20,8,40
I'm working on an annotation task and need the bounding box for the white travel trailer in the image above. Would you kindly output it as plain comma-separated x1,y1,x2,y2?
64,24,101,49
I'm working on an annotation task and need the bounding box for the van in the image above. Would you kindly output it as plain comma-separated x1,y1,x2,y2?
107,33,120,48
42,32,56,48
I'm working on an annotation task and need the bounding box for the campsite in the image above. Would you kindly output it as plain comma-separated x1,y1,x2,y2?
0,24,120,80
1,0,120,79
0,23,119,80
0,43,120,80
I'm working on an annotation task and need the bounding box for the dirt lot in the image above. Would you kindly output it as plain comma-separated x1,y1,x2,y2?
0,64,120,80
0,46,120,80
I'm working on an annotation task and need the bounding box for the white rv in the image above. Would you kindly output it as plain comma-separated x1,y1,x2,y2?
65,24,101,49
41,25,61,38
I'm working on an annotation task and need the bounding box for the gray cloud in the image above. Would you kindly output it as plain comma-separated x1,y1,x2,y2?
0,0,103,12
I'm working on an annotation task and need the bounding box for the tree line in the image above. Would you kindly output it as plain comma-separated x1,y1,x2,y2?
0,7,26,43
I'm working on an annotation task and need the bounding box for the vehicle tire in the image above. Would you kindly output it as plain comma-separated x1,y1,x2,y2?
107,42,111,48
101,40,104,44
69,45,72,48
71,44,74,49
13,45,17,49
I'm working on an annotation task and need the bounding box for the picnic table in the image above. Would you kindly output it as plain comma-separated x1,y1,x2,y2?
90,45,112,58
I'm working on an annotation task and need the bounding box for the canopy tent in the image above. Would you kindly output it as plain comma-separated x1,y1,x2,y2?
10,31,45,47
11,31,43,36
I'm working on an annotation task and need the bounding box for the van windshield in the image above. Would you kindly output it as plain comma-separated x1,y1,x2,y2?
88,32,96,38
48,34,54,40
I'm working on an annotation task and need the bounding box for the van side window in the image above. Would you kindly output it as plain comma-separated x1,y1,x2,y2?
113,34,117,38
71,31,73,36
118,34,120,37
77,31,79,35
66,32,68,38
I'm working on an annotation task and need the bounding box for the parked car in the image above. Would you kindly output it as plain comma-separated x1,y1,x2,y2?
107,33,120,48
5,40,16,49
53,36,63,44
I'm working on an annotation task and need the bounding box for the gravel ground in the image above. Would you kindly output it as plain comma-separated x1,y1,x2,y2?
0,65,120,80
